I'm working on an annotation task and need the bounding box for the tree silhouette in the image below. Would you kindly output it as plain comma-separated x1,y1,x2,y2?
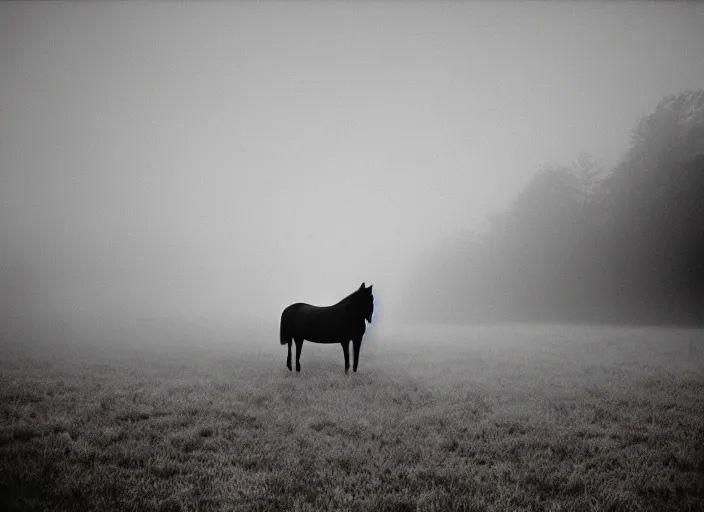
406,90,704,325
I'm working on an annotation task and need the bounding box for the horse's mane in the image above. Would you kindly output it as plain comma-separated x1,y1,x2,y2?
313,287,368,310
334,289,360,307
307,284,371,311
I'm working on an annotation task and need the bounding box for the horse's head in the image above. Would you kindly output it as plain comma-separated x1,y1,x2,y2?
351,282,374,323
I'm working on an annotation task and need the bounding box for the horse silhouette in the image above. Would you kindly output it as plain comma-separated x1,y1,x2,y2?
280,283,374,373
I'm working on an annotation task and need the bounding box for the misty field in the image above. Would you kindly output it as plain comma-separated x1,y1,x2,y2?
1,325,702,511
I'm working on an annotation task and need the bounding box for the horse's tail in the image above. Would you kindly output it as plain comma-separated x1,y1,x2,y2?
280,305,293,345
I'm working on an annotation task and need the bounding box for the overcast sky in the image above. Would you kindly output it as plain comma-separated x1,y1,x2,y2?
1,2,703,334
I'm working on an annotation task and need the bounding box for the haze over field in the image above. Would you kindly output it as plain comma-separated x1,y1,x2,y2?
2,2,703,344
2,6,703,509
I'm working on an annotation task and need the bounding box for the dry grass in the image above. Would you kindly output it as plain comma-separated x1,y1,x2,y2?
1,324,702,511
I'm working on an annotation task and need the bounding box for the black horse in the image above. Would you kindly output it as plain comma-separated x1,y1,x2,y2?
280,283,374,373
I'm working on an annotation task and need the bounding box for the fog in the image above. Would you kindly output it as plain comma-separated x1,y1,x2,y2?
2,2,703,346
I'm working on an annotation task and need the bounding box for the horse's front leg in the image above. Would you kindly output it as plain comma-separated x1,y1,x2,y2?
352,338,361,372
286,341,292,371
295,339,304,372
341,340,350,373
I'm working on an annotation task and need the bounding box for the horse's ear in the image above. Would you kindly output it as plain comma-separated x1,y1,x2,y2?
368,285,373,292
360,282,365,290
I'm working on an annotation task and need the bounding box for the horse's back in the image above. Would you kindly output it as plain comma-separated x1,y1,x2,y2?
283,302,354,343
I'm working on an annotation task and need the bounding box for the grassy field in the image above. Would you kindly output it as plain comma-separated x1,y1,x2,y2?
1,324,702,511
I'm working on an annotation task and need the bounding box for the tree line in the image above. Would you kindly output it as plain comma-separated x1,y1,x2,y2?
408,90,704,326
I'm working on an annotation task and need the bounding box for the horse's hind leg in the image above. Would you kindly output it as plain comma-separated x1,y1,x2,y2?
286,341,292,371
295,339,303,372
341,341,350,373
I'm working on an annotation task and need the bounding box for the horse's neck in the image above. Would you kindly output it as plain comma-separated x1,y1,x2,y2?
333,292,356,308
